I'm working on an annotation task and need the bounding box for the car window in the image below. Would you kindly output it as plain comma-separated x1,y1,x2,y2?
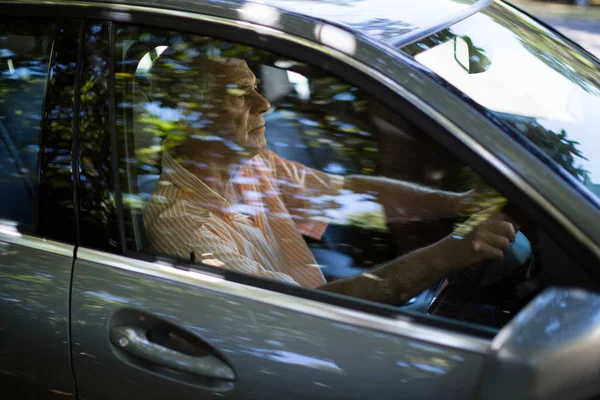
401,1,600,207
0,23,54,227
113,25,597,330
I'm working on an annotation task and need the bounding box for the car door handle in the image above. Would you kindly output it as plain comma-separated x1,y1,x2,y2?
110,325,235,380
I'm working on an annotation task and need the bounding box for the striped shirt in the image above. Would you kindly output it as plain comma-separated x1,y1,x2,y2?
143,150,345,288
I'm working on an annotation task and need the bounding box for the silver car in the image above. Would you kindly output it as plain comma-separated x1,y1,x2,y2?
2,0,600,399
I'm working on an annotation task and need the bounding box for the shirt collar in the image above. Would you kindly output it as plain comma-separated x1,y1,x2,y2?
161,149,233,215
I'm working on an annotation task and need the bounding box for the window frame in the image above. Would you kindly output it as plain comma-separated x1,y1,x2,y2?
9,1,599,339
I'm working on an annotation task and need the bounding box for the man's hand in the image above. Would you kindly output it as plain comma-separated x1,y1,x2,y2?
319,197,520,306
447,211,518,269
453,188,508,216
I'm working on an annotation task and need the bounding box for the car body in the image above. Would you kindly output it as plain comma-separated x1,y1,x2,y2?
1,0,600,399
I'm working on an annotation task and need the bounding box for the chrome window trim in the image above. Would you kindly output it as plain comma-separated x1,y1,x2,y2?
5,0,599,351
0,220,74,257
77,247,492,353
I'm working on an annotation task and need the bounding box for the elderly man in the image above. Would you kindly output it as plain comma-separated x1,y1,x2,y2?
143,52,517,306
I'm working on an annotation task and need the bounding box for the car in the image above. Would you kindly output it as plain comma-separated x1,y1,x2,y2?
2,0,600,399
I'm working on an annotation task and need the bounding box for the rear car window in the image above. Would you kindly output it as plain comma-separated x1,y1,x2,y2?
402,1,600,207
0,22,54,227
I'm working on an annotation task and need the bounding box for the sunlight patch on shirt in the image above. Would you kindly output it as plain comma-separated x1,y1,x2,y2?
231,176,259,185
202,258,225,267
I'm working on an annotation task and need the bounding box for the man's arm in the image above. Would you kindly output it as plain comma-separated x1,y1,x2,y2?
148,213,304,286
317,213,517,305
270,151,475,221
344,175,476,220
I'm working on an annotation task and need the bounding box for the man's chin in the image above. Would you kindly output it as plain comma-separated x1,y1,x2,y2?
246,136,266,154
248,143,266,156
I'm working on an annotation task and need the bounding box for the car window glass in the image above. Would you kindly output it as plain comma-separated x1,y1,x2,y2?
0,22,54,228
402,1,600,206
114,25,596,330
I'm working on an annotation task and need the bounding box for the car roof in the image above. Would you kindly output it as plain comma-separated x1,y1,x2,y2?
259,0,490,46
75,0,491,47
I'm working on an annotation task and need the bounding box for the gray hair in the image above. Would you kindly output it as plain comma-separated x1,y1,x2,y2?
147,49,246,107
147,51,215,107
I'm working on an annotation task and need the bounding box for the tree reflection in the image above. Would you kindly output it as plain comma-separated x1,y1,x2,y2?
0,241,73,397
403,3,596,185
72,258,475,398
501,116,590,181
348,18,413,41
490,2,600,96
0,23,52,228
77,22,120,252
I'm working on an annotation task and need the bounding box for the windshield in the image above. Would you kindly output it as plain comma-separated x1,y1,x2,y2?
402,1,600,203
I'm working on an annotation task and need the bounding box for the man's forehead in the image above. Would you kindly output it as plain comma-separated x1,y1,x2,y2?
206,58,256,85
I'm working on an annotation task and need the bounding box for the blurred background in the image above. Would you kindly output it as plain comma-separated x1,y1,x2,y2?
511,0,600,57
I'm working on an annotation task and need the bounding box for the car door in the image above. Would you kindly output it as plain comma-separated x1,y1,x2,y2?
64,19,490,400
0,16,80,399
62,4,600,400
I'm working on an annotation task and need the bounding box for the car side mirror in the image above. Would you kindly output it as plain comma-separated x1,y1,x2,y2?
454,36,491,74
479,287,600,400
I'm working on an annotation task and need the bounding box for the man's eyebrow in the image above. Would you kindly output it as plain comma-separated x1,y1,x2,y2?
235,77,260,88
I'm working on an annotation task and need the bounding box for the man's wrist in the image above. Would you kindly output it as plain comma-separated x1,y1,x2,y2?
452,190,474,216
428,235,468,273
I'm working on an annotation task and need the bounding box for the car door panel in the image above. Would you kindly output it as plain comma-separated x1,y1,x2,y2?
72,251,485,400
0,234,75,399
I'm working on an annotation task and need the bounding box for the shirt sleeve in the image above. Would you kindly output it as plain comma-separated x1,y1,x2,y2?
147,211,301,286
267,151,344,240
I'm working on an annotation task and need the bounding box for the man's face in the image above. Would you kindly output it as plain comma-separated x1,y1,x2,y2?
206,60,271,156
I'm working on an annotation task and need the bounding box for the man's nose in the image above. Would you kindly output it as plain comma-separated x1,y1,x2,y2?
250,91,271,114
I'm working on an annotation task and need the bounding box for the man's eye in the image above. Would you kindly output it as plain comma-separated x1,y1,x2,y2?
226,87,246,97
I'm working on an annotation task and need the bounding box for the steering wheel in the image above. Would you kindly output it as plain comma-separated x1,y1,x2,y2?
424,230,537,326
477,230,532,287
400,230,534,313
